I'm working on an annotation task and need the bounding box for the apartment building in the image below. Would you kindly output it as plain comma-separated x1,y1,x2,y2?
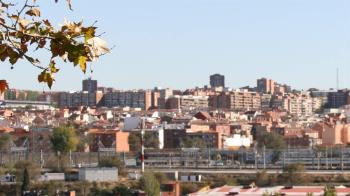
257,78,275,94
82,78,98,93
257,78,291,95
210,90,261,111
59,88,155,110
270,93,322,116
261,94,272,110
103,90,152,110
164,95,209,110
155,88,173,109
59,91,104,108
327,90,350,108
210,74,225,88
310,89,333,106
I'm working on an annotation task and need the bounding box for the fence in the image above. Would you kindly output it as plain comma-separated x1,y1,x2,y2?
2,147,350,170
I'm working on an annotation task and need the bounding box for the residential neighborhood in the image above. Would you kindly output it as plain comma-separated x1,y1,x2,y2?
1,76,350,195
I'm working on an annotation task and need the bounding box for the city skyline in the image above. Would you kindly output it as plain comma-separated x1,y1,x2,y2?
0,0,349,91
2,69,349,92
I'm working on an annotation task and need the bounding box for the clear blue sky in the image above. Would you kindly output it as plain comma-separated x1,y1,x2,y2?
1,0,349,91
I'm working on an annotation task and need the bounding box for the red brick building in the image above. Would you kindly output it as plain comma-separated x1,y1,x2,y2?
89,129,130,152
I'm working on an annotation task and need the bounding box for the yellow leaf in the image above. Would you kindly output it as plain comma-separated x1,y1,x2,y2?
78,56,87,73
84,27,95,43
49,61,59,73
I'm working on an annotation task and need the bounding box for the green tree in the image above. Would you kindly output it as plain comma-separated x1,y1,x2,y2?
262,192,271,196
0,133,11,151
45,181,65,196
256,171,270,187
128,133,140,152
50,126,78,170
0,0,109,92
180,137,207,148
154,172,168,184
140,172,160,196
281,164,308,187
128,132,159,152
98,156,126,176
20,168,29,196
181,183,201,195
77,132,92,152
113,186,136,196
206,174,236,188
14,160,40,182
51,126,79,153
257,132,286,150
324,186,337,196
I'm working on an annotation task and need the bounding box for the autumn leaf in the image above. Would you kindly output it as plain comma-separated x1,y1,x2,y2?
38,39,46,49
77,56,87,73
0,44,8,62
38,70,54,89
9,51,20,65
18,18,30,30
26,8,41,17
43,19,52,28
1,0,109,89
0,80,9,93
49,61,59,73
1,2,10,9
84,27,96,43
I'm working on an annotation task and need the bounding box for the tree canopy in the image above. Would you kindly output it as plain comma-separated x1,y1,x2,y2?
180,137,207,148
0,133,11,151
0,0,109,92
21,167,30,195
323,186,337,196
51,126,79,153
128,132,160,152
256,131,286,150
281,163,308,187
140,172,160,196
98,156,126,176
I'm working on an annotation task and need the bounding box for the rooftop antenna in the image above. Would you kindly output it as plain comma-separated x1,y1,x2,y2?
336,67,339,90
